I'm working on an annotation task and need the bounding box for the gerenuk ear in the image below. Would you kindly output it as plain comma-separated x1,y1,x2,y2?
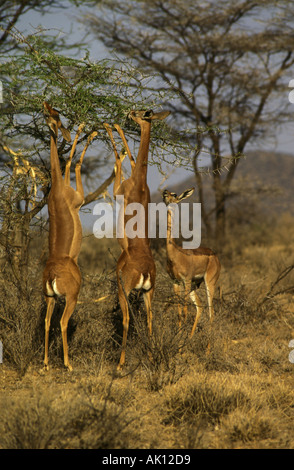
60,124,71,143
151,110,171,121
178,187,195,202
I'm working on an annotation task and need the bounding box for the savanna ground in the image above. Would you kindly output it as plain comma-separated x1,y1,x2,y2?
0,209,294,450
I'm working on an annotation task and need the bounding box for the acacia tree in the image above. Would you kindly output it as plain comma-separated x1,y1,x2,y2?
84,0,294,244
0,28,179,279
0,0,94,277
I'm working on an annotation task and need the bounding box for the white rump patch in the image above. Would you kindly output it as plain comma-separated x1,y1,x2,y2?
135,273,152,291
135,274,144,290
143,273,151,291
52,278,62,296
46,281,54,297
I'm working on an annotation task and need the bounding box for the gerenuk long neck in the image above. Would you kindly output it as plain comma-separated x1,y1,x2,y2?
49,127,63,188
133,121,151,183
48,128,74,259
166,206,179,260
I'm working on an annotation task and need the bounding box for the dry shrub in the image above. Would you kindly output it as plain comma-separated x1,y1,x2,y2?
220,408,277,444
70,272,117,367
126,279,191,391
139,335,187,392
163,371,294,448
217,378,294,447
0,395,61,449
220,283,270,325
0,381,137,449
0,269,43,376
164,373,249,426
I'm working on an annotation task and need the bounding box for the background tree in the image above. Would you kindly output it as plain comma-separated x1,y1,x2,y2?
84,0,294,245
0,0,80,52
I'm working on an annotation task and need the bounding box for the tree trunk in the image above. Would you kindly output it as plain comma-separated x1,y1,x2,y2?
214,187,226,249
213,172,226,249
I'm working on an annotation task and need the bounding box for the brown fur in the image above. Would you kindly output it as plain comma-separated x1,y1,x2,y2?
42,103,94,371
105,110,170,369
163,188,221,337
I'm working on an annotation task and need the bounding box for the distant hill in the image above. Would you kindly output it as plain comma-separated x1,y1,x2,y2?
152,150,294,216
234,150,293,214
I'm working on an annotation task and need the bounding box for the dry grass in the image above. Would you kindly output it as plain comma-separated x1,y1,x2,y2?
0,213,294,449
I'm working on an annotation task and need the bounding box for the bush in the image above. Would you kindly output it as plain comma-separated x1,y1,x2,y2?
0,267,43,376
164,373,249,426
0,381,137,449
